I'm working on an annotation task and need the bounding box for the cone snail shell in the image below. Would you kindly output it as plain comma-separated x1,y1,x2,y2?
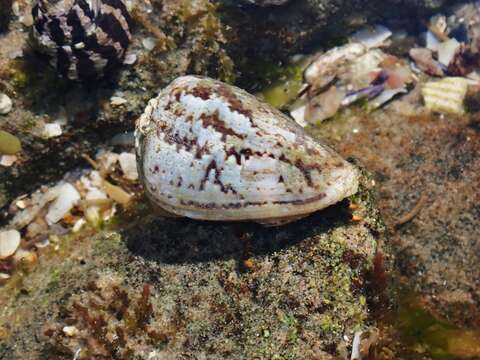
135,76,359,225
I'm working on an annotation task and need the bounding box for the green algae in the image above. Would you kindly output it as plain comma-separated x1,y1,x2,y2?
259,62,304,109
396,294,480,360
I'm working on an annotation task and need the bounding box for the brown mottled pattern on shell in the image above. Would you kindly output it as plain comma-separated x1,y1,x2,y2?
136,76,359,223
32,0,132,80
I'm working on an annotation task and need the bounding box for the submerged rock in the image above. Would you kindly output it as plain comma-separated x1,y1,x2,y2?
0,171,382,358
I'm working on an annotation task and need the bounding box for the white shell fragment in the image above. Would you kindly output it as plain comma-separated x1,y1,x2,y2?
135,76,359,223
422,77,469,114
437,38,460,66
119,152,138,180
304,43,367,85
42,123,63,138
0,229,21,259
0,93,13,115
0,155,18,167
349,25,392,49
46,183,81,225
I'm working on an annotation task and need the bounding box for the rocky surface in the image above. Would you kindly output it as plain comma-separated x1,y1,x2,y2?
314,85,480,328
0,178,383,358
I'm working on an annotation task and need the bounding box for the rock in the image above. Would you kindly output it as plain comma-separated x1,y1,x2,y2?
0,0,12,32
240,0,291,5
314,86,480,328
0,93,13,115
0,229,21,259
0,174,382,357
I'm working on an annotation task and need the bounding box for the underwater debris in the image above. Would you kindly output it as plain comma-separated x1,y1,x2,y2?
0,147,140,284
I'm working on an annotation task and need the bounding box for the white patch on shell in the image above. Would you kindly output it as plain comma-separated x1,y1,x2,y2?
136,76,359,222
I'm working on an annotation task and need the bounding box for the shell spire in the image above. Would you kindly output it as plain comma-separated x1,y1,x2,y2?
135,76,359,225
32,0,132,80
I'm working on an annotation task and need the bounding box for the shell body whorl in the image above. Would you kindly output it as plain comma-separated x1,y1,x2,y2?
32,0,132,80
135,76,359,224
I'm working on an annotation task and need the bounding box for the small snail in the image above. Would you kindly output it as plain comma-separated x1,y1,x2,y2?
135,76,359,225
32,0,132,80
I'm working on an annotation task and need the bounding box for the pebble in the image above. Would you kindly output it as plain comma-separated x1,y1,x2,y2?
142,37,156,51
0,93,13,115
123,53,137,65
0,229,21,259
42,123,63,138
0,155,18,167
62,326,79,337
13,249,38,267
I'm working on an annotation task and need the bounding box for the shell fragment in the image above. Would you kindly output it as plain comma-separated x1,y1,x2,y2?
422,77,469,114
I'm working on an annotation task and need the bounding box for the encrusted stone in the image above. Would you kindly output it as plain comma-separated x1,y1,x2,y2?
136,76,359,224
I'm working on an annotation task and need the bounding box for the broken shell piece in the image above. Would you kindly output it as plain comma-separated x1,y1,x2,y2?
409,48,444,77
136,76,359,224
289,104,308,127
305,43,367,85
370,87,407,109
349,25,392,49
437,38,460,66
0,229,21,259
342,84,384,107
46,183,81,225
72,218,86,232
0,155,18,167
118,152,138,180
422,77,469,114
103,180,132,205
340,49,387,89
62,326,79,337
426,31,442,51
429,14,448,38
0,93,13,115
305,86,345,124
42,123,63,138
